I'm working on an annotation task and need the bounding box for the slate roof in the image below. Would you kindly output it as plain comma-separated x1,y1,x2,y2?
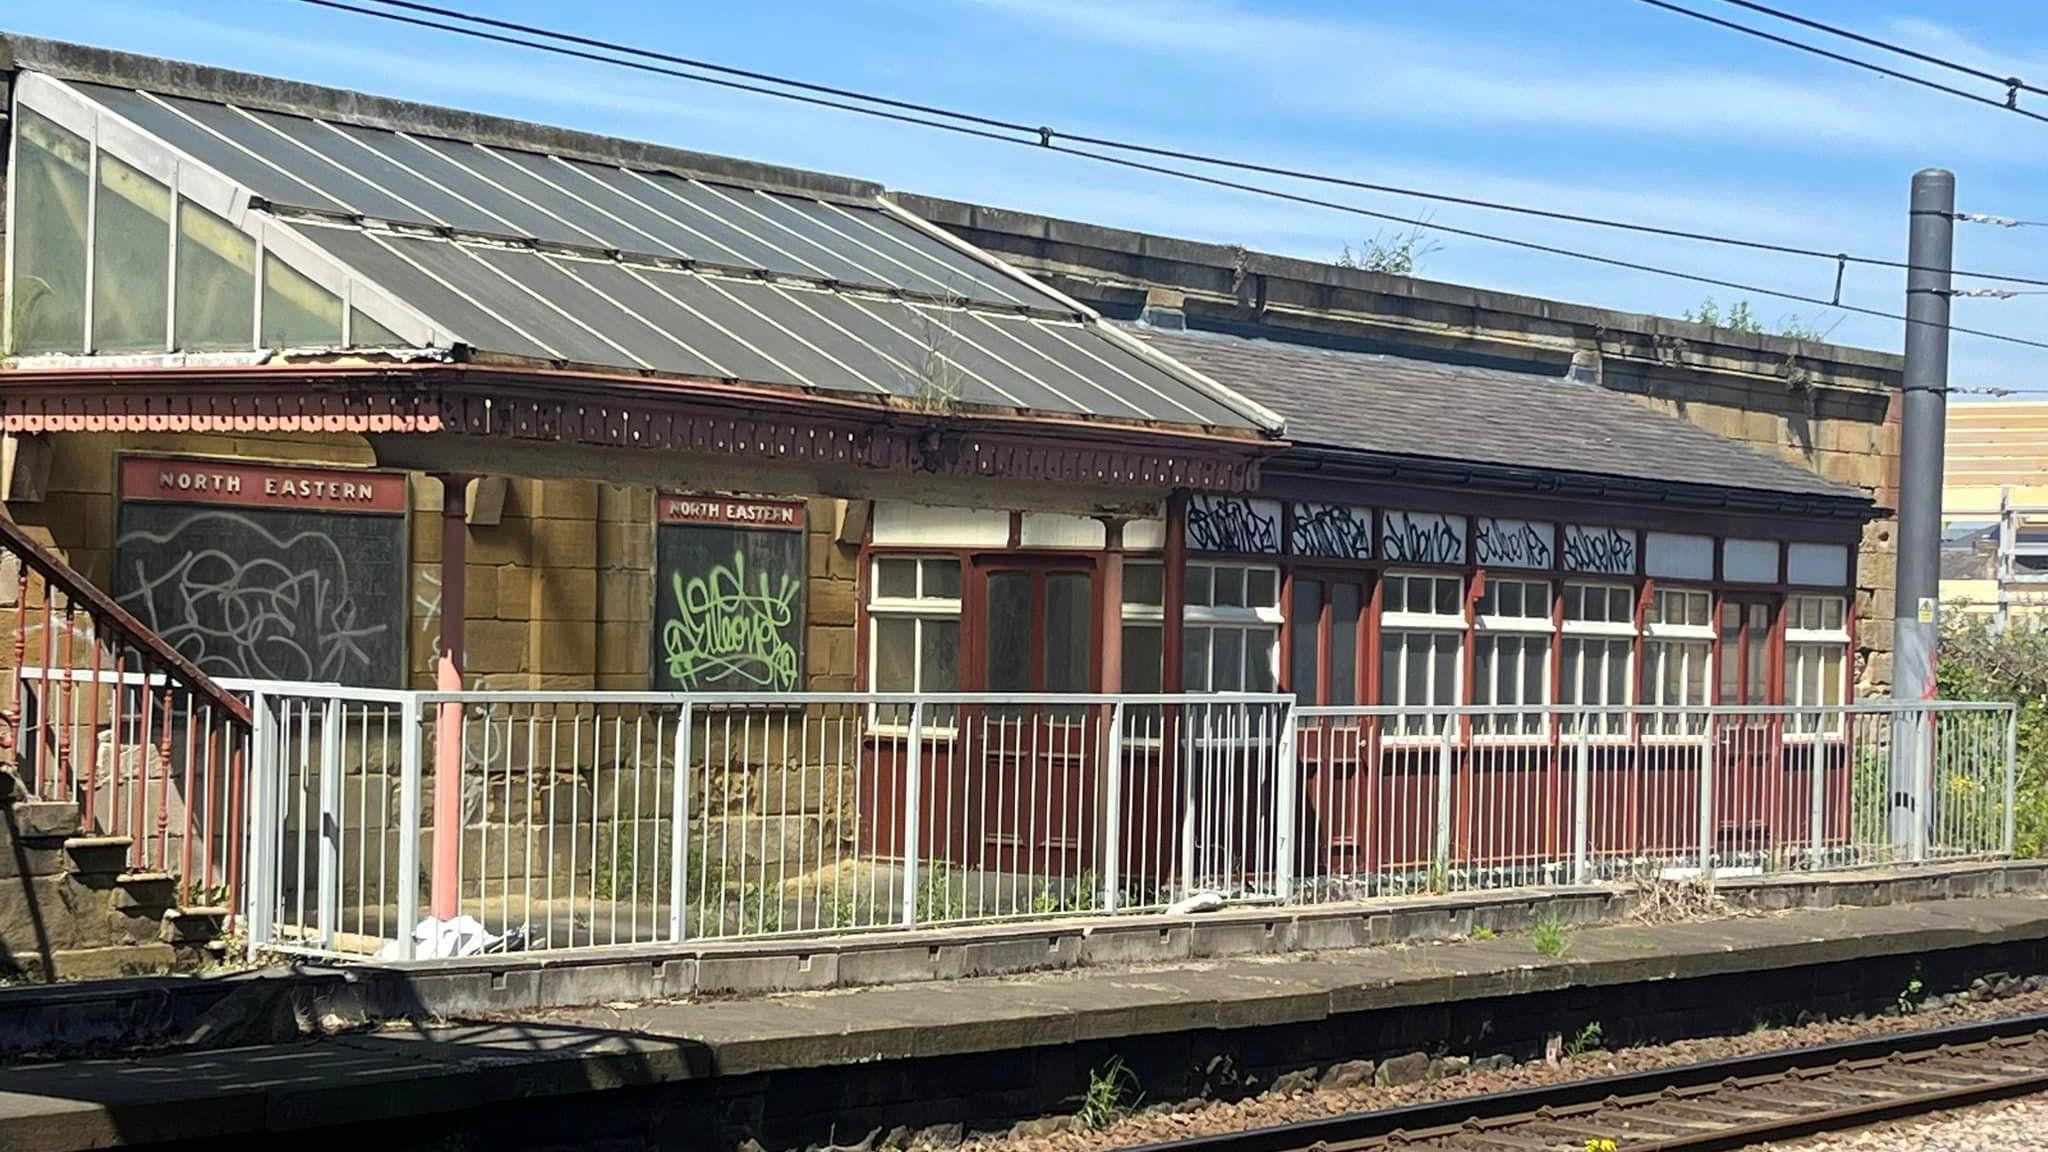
1128,323,1871,505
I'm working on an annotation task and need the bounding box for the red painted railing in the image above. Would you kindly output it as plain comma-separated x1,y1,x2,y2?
0,515,253,911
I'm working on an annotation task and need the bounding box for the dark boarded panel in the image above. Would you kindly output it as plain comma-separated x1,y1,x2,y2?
653,495,807,693
113,461,408,687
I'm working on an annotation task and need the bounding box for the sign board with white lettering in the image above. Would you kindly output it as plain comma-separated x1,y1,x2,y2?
653,493,808,692
113,456,409,686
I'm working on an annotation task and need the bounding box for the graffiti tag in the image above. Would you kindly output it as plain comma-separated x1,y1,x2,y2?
117,511,389,682
1186,496,1280,554
1380,511,1465,565
661,551,801,690
1290,502,1373,559
1474,518,1554,569
1562,525,1636,576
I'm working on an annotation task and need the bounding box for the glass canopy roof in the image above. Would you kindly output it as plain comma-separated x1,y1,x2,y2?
4,71,1275,432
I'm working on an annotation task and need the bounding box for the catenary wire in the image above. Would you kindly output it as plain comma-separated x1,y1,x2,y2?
292,0,2048,290
1623,0,2048,126
286,0,2048,352
1709,0,2045,100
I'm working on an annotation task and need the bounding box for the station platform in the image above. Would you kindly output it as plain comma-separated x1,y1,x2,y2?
4,863,2047,1151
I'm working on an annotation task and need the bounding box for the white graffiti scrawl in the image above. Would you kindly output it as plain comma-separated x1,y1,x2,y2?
117,511,391,682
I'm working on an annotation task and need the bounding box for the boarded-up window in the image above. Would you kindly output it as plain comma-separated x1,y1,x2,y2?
113,456,409,686
653,494,807,692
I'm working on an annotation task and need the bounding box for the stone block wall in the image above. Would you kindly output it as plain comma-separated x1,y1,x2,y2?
8,432,864,694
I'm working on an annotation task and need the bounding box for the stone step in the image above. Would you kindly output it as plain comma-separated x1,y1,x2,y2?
63,835,135,877
7,800,81,844
162,905,228,945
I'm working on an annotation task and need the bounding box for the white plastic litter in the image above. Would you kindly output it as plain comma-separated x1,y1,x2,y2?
375,914,501,960
1166,891,1226,915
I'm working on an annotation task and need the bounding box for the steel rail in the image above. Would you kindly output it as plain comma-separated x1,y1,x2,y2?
1129,1010,2048,1152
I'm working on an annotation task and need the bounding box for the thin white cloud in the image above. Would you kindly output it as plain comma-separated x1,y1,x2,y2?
961,0,2047,159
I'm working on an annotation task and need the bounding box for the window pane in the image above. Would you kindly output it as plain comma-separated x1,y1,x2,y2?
1821,646,1844,706
92,153,170,352
1563,584,1585,621
1823,598,1844,630
350,306,409,348
1405,639,1428,706
924,558,961,599
1183,628,1212,691
1331,582,1361,705
1246,567,1278,609
1213,628,1245,691
1122,624,1163,694
261,252,342,348
174,199,255,351
1291,578,1324,701
1605,640,1630,706
876,558,916,599
1214,565,1246,608
1434,577,1461,616
1526,582,1552,618
1432,636,1458,707
1245,630,1277,692
10,109,90,354
1045,573,1091,694
986,571,1031,692
1185,564,1213,607
1380,641,1401,709
875,617,916,690
1123,561,1165,607
921,618,960,692
1382,575,1406,613
1523,638,1548,704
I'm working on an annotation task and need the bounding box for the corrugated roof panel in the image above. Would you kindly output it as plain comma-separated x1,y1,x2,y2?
623,172,827,278
412,241,641,368
684,183,886,285
182,104,440,226
682,279,891,395
811,201,1064,311
71,83,354,215
793,292,1024,409
344,129,602,247
525,259,726,378
982,317,1216,425
544,158,732,262
958,313,1152,422
634,271,850,392
879,299,1091,415
417,139,632,249
245,111,516,236
737,282,918,395
292,226,555,359
570,264,802,387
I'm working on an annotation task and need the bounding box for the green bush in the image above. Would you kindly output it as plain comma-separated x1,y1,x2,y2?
1938,613,2048,856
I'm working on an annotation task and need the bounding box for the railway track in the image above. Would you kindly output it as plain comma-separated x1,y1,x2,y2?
1134,1012,2048,1152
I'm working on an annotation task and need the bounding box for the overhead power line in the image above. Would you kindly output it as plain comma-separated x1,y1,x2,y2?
293,0,2048,291
290,0,2048,353
1710,0,2045,103
1624,0,2048,127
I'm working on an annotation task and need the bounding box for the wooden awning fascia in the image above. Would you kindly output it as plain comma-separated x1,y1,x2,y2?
0,362,1275,492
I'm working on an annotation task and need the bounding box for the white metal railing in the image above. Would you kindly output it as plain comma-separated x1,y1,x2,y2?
236,689,2017,961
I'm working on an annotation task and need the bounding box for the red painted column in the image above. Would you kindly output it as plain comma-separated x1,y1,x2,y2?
431,474,469,921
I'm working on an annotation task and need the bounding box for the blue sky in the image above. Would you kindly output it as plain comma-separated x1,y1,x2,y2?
11,0,2048,388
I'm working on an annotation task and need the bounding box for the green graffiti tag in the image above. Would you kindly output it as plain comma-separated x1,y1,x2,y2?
661,551,800,690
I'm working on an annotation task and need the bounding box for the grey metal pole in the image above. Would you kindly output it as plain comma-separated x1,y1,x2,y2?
1889,168,1954,856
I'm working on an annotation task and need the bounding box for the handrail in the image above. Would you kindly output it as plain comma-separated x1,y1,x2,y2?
0,514,252,727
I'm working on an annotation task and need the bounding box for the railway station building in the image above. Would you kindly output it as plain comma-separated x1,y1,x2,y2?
0,36,1926,928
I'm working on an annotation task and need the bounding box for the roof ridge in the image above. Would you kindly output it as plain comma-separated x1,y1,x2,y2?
2,32,883,202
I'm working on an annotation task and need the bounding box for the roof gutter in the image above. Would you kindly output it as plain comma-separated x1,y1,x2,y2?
1273,445,1879,520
